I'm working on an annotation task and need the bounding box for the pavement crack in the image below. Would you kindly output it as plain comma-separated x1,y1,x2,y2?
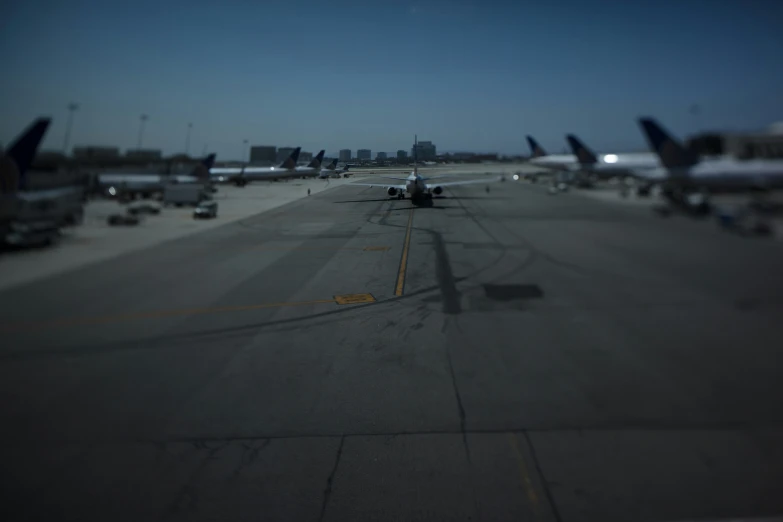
163,440,228,519
318,435,345,522
523,431,564,522
445,318,469,457
231,438,271,480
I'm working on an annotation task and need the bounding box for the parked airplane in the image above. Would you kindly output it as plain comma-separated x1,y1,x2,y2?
565,134,662,188
637,117,783,211
522,135,579,184
211,147,301,186
1,118,50,194
97,153,216,197
1,118,86,245
319,159,339,179
350,135,502,202
527,136,577,169
319,159,351,179
295,150,325,178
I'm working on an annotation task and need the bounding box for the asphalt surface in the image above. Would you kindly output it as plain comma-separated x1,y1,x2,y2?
2,179,783,522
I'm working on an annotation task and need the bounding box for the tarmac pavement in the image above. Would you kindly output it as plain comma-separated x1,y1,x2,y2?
1,173,782,522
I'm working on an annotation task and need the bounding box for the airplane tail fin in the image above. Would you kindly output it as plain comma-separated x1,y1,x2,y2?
638,117,699,169
566,134,597,164
413,134,418,176
526,135,547,158
308,150,325,169
1,117,51,193
279,147,301,169
326,158,338,169
191,153,216,180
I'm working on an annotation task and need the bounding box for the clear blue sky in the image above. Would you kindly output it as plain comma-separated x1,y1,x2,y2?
1,0,782,159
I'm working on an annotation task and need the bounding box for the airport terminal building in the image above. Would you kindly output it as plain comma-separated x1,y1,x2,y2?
688,122,783,159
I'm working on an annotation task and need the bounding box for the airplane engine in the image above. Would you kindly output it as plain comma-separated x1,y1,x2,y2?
432,186,443,195
387,187,398,196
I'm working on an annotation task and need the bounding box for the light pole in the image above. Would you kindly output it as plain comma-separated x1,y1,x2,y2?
185,122,193,157
137,114,148,150
63,102,79,155
242,139,249,162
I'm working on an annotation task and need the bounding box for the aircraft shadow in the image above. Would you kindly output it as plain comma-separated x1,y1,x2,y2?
334,195,508,204
332,198,459,209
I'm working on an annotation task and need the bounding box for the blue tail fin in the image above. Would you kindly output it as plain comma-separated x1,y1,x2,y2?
191,153,216,180
326,158,338,169
279,147,301,169
308,150,325,168
566,134,597,164
638,117,699,169
1,118,51,193
526,135,547,158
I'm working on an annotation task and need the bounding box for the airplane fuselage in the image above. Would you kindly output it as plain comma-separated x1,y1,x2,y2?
529,154,577,168
405,174,427,197
665,157,783,192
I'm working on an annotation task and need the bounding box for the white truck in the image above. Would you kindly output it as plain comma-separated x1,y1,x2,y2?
2,186,86,246
163,183,210,207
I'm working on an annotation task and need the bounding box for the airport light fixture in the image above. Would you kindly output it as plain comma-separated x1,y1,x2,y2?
185,122,193,156
137,114,149,150
63,102,79,155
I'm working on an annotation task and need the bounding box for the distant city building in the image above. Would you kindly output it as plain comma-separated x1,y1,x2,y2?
299,151,313,164
396,150,407,161
72,146,120,159
376,152,387,160
411,140,436,161
339,149,352,162
249,145,276,165
357,149,372,161
125,149,162,161
723,131,783,159
276,147,296,163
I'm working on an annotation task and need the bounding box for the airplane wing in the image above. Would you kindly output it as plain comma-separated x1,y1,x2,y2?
350,182,407,190
425,176,504,189
379,176,410,181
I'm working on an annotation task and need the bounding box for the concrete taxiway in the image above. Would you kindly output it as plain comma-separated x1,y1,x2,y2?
2,170,783,522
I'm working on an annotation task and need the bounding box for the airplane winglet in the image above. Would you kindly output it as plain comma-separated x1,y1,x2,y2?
1,117,51,193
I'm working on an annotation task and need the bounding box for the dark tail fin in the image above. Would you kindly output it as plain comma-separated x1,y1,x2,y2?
526,135,547,158
413,134,418,175
566,134,597,164
279,147,301,169
1,118,51,193
326,158,338,169
191,153,216,180
308,149,325,168
638,117,699,169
